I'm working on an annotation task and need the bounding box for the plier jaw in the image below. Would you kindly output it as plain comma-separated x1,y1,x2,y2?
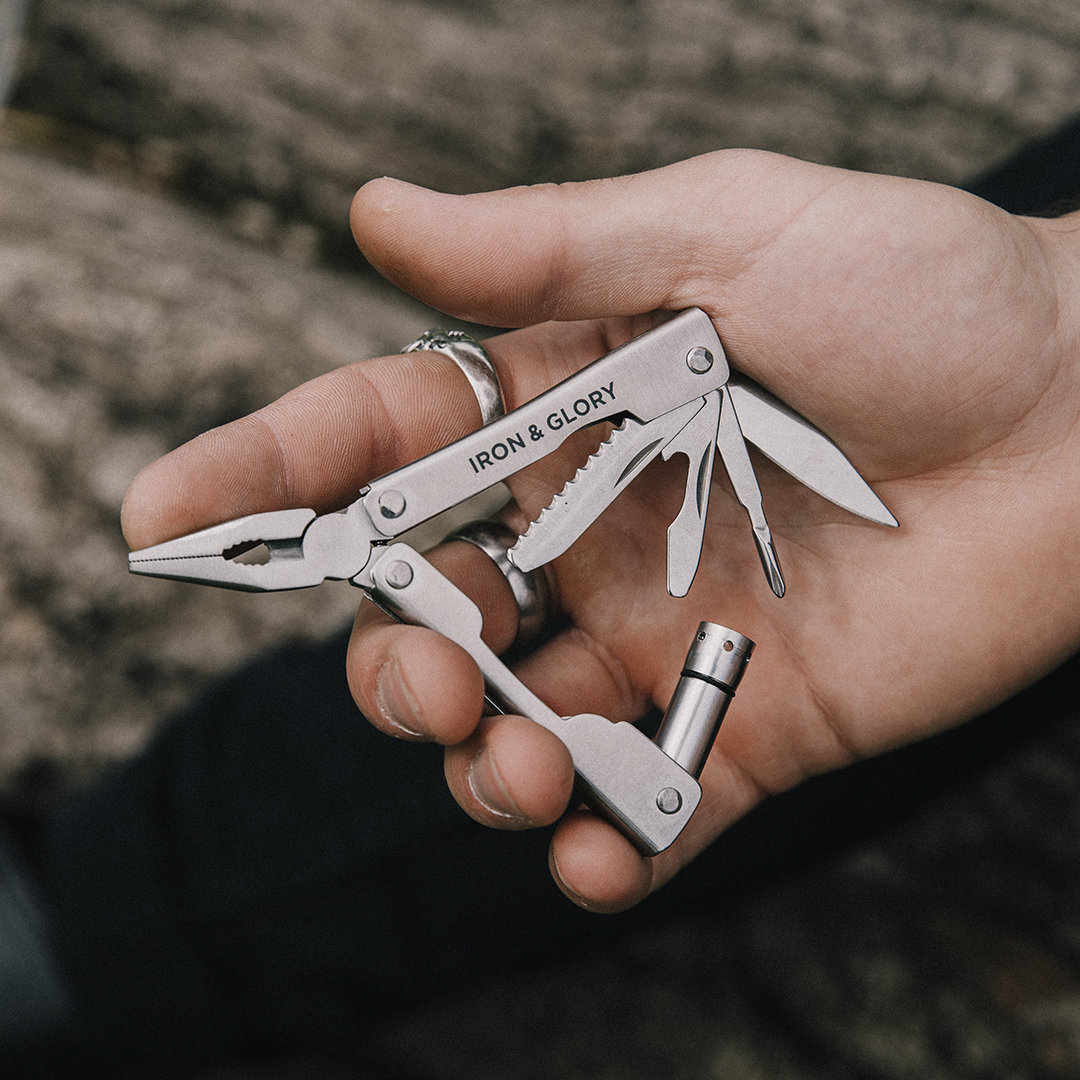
128,504,381,592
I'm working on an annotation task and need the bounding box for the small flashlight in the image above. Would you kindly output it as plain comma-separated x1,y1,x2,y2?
654,621,754,779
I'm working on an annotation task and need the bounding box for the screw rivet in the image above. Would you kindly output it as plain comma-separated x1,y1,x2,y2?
379,490,407,519
656,787,683,814
686,347,714,374
384,561,414,589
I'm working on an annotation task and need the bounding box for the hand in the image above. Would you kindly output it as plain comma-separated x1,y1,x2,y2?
123,150,1080,912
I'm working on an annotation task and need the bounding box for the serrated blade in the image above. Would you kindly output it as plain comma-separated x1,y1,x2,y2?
509,398,706,573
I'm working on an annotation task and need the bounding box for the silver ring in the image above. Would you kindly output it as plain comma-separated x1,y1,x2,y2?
445,520,552,646
403,329,505,426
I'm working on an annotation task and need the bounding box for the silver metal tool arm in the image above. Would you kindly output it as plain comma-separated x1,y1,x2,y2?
359,308,729,539
661,389,721,597
716,384,786,597
367,543,705,855
726,373,898,528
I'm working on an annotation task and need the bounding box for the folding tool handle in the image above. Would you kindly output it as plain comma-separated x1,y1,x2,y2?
361,309,729,539
368,543,704,855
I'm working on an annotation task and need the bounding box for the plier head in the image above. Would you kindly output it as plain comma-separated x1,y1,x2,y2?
128,504,380,591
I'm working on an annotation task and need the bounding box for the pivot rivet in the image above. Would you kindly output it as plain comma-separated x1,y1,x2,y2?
686,347,714,374
384,561,414,589
656,787,683,814
378,490,407,519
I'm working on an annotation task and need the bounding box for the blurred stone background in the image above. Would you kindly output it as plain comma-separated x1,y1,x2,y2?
3,0,1080,1076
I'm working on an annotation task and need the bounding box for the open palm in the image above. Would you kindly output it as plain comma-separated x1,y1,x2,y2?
124,150,1080,911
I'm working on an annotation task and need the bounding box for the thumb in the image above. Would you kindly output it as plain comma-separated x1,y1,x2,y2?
350,152,803,327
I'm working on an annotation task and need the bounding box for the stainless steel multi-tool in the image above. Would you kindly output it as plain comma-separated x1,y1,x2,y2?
129,308,897,854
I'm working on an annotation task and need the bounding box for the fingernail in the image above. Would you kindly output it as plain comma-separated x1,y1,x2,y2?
467,747,525,822
374,657,426,739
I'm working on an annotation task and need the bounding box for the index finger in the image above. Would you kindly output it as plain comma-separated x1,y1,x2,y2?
121,318,655,551
122,350,474,550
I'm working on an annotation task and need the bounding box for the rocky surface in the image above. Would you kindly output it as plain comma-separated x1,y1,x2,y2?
3,0,1080,1076
13,0,1080,264
0,143,431,795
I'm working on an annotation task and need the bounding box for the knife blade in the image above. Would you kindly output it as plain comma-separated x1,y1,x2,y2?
727,373,898,528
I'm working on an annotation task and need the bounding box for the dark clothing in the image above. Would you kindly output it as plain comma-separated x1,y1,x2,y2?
32,632,1080,1066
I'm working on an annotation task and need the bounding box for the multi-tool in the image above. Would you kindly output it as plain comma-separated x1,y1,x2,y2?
129,308,897,855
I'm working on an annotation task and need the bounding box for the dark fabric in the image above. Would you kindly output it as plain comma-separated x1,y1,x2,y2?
42,630,600,1063
964,114,1080,214
39,627,1080,1066
0,822,73,1073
